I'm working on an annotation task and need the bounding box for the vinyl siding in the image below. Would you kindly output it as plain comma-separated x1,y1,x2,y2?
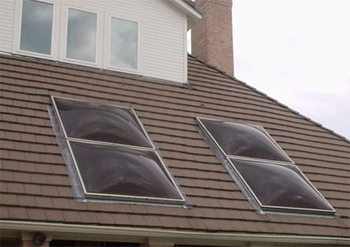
0,0,187,83
0,0,16,52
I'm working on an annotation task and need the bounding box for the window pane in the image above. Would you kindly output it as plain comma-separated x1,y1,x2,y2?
66,8,97,62
110,17,138,70
231,158,333,210
20,0,53,55
201,119,290,162
55,97,152,148
70,141,182,200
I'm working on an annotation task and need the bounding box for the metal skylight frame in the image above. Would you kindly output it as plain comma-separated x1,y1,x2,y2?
196,117,336,216
51,96,186,205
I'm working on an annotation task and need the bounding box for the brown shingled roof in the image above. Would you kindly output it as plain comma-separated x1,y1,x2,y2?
0,54,349,244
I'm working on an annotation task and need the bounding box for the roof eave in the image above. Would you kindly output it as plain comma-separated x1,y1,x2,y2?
1,220,349,246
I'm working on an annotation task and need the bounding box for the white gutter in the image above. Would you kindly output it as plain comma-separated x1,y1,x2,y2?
1,220,349,246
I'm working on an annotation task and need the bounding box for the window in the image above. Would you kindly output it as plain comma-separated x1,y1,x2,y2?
17,0,140,72
52,97,184,204
197,117,336,215
19,0,53,55
110,17,138,70
66,8,97,63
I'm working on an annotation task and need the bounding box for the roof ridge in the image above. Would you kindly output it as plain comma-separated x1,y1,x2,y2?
188,53,350,144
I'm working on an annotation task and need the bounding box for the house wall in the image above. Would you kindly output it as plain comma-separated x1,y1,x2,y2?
0,0,187,83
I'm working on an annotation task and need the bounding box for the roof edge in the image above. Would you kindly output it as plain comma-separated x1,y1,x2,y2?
166,0,202,23
1,220,349,245
188,54,350,144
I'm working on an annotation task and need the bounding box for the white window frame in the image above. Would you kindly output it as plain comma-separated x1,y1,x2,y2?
105,13,141,74
14,0,56,59
61,5,100,67
13,1,145,78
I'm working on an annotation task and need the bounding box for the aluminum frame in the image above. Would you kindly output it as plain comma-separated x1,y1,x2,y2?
51,96,185,204
196,117,336,215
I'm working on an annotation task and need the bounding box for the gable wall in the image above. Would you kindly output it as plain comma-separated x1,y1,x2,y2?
0,0,187,83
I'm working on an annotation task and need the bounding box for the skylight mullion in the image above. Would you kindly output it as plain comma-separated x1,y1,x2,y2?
226,155,293,166
66,137,155,152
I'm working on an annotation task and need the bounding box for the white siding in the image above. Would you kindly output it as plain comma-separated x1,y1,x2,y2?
0,0,187,83
0,0,16,52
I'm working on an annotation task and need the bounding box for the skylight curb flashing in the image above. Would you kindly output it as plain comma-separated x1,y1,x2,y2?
50,96,186,205
196,117,336,216
195,119,264,214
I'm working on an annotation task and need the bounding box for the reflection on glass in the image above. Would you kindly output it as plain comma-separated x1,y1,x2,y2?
55,97,152,148
231,158,333,210
66,8,97,62
201,119,290,162
70,141,182,200
20,0,53,55
110,17,138,70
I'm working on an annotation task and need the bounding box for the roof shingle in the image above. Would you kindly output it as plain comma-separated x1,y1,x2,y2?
0,54,349,239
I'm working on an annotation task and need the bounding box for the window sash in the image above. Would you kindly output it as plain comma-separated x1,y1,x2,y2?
18,0,54,56
65,7,98,64
109,16,139,71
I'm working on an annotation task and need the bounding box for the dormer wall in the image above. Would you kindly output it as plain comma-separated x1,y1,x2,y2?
0,0,190,83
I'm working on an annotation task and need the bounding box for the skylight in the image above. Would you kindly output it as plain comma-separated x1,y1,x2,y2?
197,117,336,215
52,97,184,204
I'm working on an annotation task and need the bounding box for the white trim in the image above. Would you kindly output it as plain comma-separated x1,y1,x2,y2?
62,5,99,66
106,13,141,74
166,0,202,22
1,220,349,246
15,0,56,59
183,13,188,83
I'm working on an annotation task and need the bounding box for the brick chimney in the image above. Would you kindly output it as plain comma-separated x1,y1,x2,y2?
191,0,234,76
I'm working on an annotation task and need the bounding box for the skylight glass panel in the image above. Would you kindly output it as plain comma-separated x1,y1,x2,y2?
231,158,333,210
70,141,182,199
52,97,184,204
54,97,152,148
199,118,290,162
197,117,335,215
